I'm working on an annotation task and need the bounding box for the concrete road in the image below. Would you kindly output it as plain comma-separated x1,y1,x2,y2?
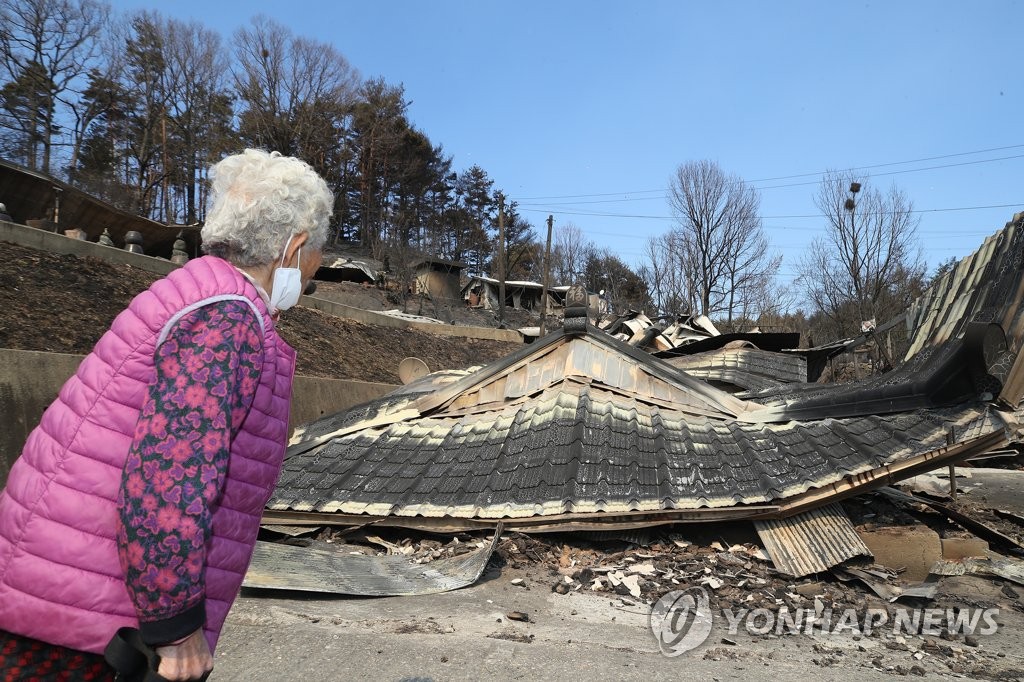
210,564,1024,681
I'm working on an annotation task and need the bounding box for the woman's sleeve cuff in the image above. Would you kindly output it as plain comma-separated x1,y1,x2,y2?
138,599,206,646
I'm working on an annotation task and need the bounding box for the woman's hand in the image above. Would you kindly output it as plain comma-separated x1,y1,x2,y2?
155,628,213,681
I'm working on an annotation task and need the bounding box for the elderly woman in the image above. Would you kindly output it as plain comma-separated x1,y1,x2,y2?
0,149,331,680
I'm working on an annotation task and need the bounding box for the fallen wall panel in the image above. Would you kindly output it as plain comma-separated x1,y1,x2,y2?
243,524,502,595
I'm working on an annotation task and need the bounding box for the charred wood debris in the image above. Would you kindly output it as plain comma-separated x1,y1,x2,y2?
259,467,1024,677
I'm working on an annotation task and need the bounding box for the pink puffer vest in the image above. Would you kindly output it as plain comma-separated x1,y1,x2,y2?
0,256,295,654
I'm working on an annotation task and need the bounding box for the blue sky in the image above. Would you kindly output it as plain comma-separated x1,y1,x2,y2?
110,0,1023,290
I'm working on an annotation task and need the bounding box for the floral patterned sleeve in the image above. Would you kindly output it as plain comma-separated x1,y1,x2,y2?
116,299,264,646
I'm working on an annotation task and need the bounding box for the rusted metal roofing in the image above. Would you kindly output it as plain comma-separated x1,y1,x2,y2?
755,503,872,577
904,215,1020,359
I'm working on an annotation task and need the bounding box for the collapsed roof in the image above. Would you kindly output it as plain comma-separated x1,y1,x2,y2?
269,213,1024,534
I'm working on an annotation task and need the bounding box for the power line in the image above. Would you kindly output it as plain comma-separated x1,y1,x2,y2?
581,224,1000,240
748,143,1024,183
750,153,1024,191
513,188,667,201
519,201,1023,222
517,153,1024,207
510,143,1024,202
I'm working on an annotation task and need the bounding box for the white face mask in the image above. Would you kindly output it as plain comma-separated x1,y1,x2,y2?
270,236,303,312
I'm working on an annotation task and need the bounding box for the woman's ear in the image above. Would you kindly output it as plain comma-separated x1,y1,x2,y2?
283,231,310,267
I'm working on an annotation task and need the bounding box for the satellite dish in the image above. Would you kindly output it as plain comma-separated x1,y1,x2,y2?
398,357,430,385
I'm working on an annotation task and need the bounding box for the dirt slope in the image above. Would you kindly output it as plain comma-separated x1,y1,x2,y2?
0,241,521,382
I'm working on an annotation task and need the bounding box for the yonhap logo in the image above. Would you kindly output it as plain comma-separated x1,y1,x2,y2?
649,588,714,656
649,594,1000,657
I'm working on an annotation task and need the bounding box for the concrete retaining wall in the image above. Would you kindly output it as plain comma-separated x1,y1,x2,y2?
1,219,178,275
0,348,397,488
2,219,523,343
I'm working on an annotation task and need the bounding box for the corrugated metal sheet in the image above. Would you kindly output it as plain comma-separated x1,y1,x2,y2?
905,214,1024,363
755,503,872,577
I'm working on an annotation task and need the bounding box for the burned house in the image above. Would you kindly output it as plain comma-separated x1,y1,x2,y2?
316,254,381,284
411,256,465,303
462,277,605,316
265,213,1024,577
462,276,547,312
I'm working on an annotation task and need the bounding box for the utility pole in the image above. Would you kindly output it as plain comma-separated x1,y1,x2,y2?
846,180,862,379
540,214,553,336
497,192,506,328
162,115,171,224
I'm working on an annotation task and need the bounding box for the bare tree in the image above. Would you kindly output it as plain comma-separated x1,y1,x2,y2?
637,231,688,315
233,15,358,165
667,160,779,323
797,171,925,341
745,278,798,331
163,16,232,223
584,248,650,314
552,222,593,284
120,10,170,216
66,21,124,179
0,0,109,173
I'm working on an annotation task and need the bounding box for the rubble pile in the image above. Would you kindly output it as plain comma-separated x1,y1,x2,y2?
491,526,1022,678
499,531,885,614
311,526,487,563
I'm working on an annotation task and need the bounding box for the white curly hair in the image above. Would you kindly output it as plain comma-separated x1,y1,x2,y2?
201,149,333,266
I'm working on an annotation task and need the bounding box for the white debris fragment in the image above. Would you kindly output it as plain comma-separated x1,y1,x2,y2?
672,538,691,549
628,562,656,576
750,547,771,562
